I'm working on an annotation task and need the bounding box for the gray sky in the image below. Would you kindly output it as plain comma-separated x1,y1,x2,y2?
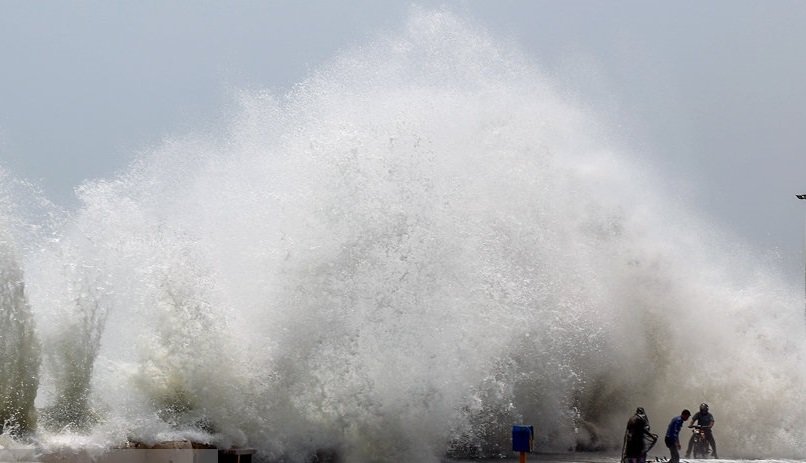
2,1,806,282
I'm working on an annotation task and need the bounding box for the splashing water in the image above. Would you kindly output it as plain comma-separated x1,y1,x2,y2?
0,9,803,463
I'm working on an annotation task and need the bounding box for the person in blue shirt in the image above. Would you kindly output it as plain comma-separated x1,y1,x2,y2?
665,409,691,463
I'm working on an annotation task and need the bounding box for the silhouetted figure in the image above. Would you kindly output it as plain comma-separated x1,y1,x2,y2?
623,407,657,463
686,403,717,459
665,409,691,463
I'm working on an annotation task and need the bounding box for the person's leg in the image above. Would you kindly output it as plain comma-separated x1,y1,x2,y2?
669,442,680,463
706,433,717,458
685,434,694,458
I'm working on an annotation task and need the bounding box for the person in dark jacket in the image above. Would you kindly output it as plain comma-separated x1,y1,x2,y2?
686,403,717,458
623,407,656,463
665,409,691,463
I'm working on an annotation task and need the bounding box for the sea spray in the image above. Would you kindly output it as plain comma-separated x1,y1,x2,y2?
37,245,107,431
1,8,805,462
0,168,45,436
0,237,39,435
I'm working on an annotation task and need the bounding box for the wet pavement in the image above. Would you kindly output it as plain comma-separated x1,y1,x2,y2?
442,453,794,463
446,452,622,463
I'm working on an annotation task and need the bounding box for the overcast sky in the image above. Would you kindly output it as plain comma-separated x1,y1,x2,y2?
2,0,806,282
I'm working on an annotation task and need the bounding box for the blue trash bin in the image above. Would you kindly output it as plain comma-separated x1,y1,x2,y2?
512,425,534,453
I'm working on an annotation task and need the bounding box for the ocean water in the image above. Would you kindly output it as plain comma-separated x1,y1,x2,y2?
0,8,803,463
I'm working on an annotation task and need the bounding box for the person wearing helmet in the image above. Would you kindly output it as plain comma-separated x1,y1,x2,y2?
685,403,717,458
623,407,657,463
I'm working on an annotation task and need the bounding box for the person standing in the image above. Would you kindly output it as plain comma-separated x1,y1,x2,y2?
686,403,717,458
665,409,691,463
623,407,657,463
